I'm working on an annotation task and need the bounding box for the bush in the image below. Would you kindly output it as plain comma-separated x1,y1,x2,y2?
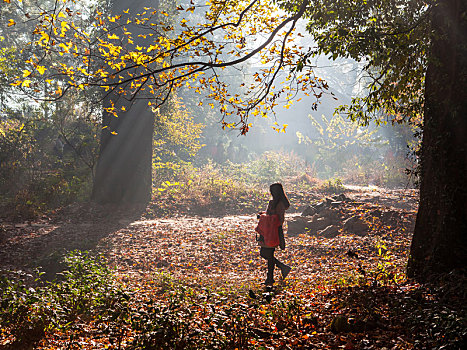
319,178,345,194
0,251,128,348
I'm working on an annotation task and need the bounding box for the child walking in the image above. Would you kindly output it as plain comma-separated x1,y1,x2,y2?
260,183,291,286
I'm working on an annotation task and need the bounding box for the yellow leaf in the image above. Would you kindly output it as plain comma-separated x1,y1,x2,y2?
107,33,119,40
61,21,70,31
39,31,50,44
110,131,118,135
59,42,71,53
8,19,15,27
36,66,46,75
22,70,31,78
21,79,32,88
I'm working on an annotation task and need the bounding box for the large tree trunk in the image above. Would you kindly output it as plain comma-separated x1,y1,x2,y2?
92,101,154,204
407,0,467,280
91,0,159,204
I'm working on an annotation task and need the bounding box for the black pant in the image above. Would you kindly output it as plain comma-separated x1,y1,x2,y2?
260,247,286,283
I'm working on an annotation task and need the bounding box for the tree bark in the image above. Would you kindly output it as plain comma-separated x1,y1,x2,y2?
91,0,159,204
407,0,467,280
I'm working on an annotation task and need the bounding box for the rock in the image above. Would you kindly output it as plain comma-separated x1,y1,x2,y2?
318,208,339,220
287,217,310,236
301,205,316,217
314,201,326,213
318,225,339,238
330,201,343,208
287,216,331,235
313,217,332,230
343,216,369,236
333,193,347,201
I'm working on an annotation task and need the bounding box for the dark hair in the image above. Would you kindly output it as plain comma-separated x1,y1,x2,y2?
270,183,290,210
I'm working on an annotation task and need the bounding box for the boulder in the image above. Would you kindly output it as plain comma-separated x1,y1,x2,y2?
343,216,369,236
314,201,326,213
332,193,347,202
318,225,339,238
381,210,401,226
301,205,316,217
287,216,331,236
312,216,332,230
319,208,340,220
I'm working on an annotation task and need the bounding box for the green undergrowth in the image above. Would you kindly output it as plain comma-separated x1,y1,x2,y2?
0,251,127,348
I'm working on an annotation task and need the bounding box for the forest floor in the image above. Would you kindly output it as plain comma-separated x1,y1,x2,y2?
0,186,465,349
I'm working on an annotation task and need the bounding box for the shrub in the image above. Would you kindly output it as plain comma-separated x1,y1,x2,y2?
319,178,345,194
0,251,128,348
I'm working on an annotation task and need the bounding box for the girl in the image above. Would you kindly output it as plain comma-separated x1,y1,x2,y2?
260,183,291,286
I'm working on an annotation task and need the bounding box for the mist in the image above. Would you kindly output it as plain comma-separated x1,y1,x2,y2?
181,52,418,189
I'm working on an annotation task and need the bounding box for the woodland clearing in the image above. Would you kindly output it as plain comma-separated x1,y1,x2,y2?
0,187,465,349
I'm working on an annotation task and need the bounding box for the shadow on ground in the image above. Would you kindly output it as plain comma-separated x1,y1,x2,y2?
0,203,145,280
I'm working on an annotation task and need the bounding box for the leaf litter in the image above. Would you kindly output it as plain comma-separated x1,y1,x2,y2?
1,187,465,349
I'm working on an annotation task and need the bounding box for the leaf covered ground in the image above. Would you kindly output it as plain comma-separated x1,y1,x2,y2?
0,187,465,349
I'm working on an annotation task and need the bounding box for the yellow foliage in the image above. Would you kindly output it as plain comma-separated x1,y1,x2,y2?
21,79,32,87
2,0,319,136
154,95,204,160
36,66,46,75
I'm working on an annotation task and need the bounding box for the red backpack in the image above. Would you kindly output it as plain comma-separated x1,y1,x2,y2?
255,214,281,248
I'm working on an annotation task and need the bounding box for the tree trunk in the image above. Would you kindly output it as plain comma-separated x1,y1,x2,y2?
91,0,159,204
407,0,467,280
92,101,154,204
